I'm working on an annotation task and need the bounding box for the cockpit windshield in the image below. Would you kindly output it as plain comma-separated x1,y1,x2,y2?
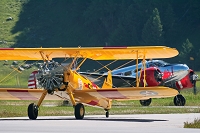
147,60,169,67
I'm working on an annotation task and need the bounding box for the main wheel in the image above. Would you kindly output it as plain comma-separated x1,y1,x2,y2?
28,103,38,120
139,98,152,106
74,103,85,119
174,95,186,106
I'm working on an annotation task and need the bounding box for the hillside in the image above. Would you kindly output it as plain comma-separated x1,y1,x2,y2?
0,60,37,88
0,0,200,70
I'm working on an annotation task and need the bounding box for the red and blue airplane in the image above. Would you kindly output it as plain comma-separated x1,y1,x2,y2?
78,60,198,106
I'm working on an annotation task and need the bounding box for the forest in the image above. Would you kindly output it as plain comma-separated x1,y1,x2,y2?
0,0,200,70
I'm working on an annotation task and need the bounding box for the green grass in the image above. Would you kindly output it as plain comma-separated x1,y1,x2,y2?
0,0,26,47
0,60,38,88
184,119,200,128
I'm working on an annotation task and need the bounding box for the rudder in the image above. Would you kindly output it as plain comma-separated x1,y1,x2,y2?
102,71,113,89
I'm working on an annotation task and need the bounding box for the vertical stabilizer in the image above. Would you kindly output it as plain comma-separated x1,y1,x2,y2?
102,71,113,89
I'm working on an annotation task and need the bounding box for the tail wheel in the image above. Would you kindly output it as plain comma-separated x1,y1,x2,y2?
74,103,85,119
174,95,186,106
139,98,152,106
28,103,38,120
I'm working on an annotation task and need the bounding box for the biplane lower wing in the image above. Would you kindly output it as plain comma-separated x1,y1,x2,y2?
0,88,68,100
0,86,178,101
73,87,178,108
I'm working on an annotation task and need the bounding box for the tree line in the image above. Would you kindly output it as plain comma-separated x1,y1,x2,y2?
11,0,200,70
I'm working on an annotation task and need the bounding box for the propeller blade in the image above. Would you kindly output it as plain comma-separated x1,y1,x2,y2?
193,80,197,95
192,74,198,95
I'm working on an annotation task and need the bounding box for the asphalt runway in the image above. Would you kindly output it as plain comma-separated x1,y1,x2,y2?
0,114,200,133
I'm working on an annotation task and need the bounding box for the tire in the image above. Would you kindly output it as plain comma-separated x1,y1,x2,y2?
174,95,186,106
28,103,38,120
74,103,85,119
139,98,152,106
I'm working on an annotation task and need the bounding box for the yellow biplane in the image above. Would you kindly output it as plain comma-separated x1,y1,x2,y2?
0,46,179,120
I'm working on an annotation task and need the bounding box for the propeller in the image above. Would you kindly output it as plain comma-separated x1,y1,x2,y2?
162,70,198,95
154,69,163,83
36,61,64,93
190,72,198,95
36,58,78,94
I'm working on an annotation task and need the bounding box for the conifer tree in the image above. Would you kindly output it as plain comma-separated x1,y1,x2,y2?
142,8,164,45
179,38,194,67
180,38,193,57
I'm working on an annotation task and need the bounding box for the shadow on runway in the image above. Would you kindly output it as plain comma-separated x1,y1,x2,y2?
0,117,168,123
84,118,167,122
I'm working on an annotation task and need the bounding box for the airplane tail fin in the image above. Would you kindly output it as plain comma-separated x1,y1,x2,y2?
102,71,113,89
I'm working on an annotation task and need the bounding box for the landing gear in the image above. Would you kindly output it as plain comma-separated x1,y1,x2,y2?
105,110,109,118
27,90,48,120
174,94,186,106
139,98,152,106
74,103,85,119
28,103,38,120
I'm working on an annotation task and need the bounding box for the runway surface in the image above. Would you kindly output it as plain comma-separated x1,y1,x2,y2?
0,113,200,133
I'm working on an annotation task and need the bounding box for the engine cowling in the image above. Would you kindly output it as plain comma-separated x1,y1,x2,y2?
175,69,197,90
140,67,162,87
28,61,64,94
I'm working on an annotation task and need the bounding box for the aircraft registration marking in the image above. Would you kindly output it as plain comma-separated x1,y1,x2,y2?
78,78,83,90
140,91,158,96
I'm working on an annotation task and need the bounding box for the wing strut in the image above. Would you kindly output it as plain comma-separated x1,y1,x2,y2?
66,83,76,106
39,51,50,61
37,90,48,107
142,51,147,87
95,60,117,72
136,50,139,87
76,57,87,71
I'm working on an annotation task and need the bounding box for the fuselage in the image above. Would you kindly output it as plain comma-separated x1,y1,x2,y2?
110,60,189,77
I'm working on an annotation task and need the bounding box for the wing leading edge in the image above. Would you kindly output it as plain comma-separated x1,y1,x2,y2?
0,87,178,101
73,86,178,102
0,46,178,60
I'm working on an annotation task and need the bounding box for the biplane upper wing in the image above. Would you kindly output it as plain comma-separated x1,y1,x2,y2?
0,46,178,60
73,86,178,104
